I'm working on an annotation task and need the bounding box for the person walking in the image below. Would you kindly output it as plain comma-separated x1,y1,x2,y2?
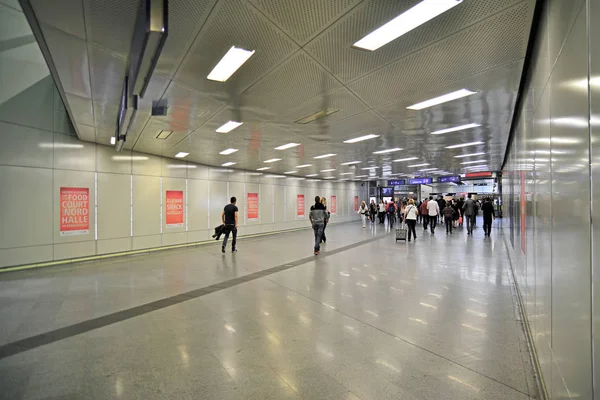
378,200,386,224
221,197,239,253
420,198,429,231
320,197,330,243
358,201,368,228
369,200,377,224
443,203,454,234
405,199,419,241
387,200,397,229
309,196,327,255
462,194,477,235
426,196,440,234
437,197,446,225
482,197,495,237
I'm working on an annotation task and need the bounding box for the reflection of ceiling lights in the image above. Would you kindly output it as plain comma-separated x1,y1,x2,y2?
431,123,480,135
343,134,380,143
175,152,189,158
275,143,300,150
221,162,236,167
313,153,336,159
461,160,487,165
284,170,297,174
353,0,463,51
306,174,318,177
219,148,238,155
38,143,84,149
374,148,402,154
340,172,354,175
446,141,484,149
407,89,476,110
112,156,149,161
393,157,418,162
216,121,243,133
207,46,255,82
341,161,361,165
296,164,312,168
321,169,336,172
263,158,281,163
454,152,485,158
295,109,339,124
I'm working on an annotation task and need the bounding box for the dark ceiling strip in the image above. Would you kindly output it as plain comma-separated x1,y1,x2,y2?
501,0,546,170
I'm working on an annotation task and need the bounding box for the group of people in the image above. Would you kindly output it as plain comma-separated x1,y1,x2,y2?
358,194,496,240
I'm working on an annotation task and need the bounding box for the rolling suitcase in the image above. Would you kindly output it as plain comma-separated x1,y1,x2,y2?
396,223,407,242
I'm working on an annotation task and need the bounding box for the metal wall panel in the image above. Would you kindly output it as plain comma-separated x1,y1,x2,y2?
97,172,131,240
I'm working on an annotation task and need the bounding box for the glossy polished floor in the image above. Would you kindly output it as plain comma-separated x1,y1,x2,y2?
0,219,536,399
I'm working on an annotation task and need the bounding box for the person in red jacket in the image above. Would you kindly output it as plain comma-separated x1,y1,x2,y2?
420,198,429,231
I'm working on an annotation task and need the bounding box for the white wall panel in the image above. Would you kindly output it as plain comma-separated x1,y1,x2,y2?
188,179,209,232
97,238,131,255
53,169,95,244
162,157,187,178
286,185,299,222
162,177,186,233
132,153,162,176
0,245,53,268
274,184,286,222
259,183,274,224
187,230,210,243
187,164,209,180
132,234,161,250
229,182,245,226
97,145,132,174
0,121,54,168
53,133,96,171
132,175,161,236
162,232,187,246
209,181,228,228
53,240,96,260
97,172,130,240
0,166,53,248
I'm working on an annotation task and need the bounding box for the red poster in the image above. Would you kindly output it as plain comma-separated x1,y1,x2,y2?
60,187,90,236
166,190,184,228
297,194,305,219
330,196,337,214
354,196,359,212
520,171,526,255
247,193,258,221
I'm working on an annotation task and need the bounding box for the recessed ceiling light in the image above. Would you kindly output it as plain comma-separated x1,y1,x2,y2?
353,0,463,51
393,157,419,162
407,89,476,110
207,46,255,82
445,141,484,149
321,169,336,172
175,152,189,158
306,174,318,177
296,164,312,168
340,161,361,165
373,148,402,154
313,153,336,159
219,148,238,155
284,170,297,174
263,158,282,163
461,160,487,165
407,163,429,167
257,167,271,171
221,162,236,167
454,152,486,158
339,172,354,175
216,121,243,133
275,143,300,150
355,175,369,178
323,176,336,179
343,134,380,143
419,168,438,171
110,137,116,145
361,166,379,170
431,123,481,135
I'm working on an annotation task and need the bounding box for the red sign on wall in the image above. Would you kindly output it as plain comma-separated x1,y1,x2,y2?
354,196,359,212
166,190,184,228
60,187,90,236
330,196,337,214
297,194,305,219
247,192,258,221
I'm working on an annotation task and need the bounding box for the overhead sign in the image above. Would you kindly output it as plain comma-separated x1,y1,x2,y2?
465,171,492,178
438,176,460,183
388,179,406,186
165,190,184,227
297,194,305,219
60,187,90,236
247,193,258,221
409,177,432,185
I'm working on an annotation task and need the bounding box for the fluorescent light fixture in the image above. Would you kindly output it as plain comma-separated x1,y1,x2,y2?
167,164,197,169
373,148,402,154
263,158,281,163
393,157,418,162
284,170,297,174
361,166,379,170
353,0,463,51
431,123,481,135
275,143,300,150
221,162,236,167
407,88,476,110
306,174,318,177
156,130,173,140
38,143,84,149
112,156,149,161
341,161,361,165
207,46,255,82
355,175,369,178
257,167,271,171
267,175,285,179
296,164,312,168
219,148,238,155
323,176,336,179
313,153,336,159
454,152,486,158
408,163,429,167
419,168,438,171
110,137,116,145
340,172,354,175
461,160,487,165
343,134,380,143
295,109,339,124
175,152,189,158
445,141,484,149
216,121,243,133
321,169,336,172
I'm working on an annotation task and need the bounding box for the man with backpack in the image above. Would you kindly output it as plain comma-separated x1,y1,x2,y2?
387,201,397,229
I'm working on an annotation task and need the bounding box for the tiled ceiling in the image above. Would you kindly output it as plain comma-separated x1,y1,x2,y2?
27,0,535,180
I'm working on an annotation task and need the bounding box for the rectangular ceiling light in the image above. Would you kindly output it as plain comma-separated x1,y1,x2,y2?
407,163,429,167
353,0,463,51
156,130,173,139
419,168,438,171
373,148,402,154
219,148,238,155
361,166,379,170
340,161,361,165
295,109,339,124
445,141,484,149
216,121,243,133
306,174,318,177
110,137,116,145
343,134,380,143
431,123,481,135
393,157,418,162
296,164,312,168
222,161,236,167
175,152,189,158
407,89,476,110
263,158,281,163
257,167,271,171
207,46,255,82
321,169,336,172
275,142,300,150
454,152,486,158
284,170,297,174
323,176,336,179
313,153,336,159
340,172,354,175
461,160,488,165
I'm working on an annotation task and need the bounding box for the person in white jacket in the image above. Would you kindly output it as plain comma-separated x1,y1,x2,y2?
357,201,368,228
426,196,440,234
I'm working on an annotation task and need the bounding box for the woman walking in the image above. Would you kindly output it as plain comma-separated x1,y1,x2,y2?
404,199,419,241
378,200,386,224
358,201,368,228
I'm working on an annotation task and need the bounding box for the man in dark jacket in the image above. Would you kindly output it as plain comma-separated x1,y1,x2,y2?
462,194,476,235
482,197,495,237
309,196,327,255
